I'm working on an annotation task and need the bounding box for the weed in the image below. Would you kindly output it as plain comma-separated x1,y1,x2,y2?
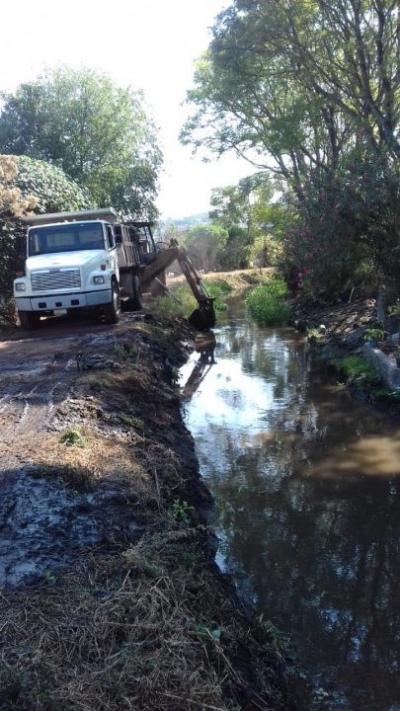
153,282,197,320
363,326,385,343
259,617,290,655
170,367,180,386
172,498,194,524
152,296,185,320
43,570,57,585
263,277,288,298
306,325,327,345
112,343,140,362
332,355,379,383
59,427,87,447
195,623,222,645
179,549,202,568
122,548,165,578
202,278,232,311
118,413,145,433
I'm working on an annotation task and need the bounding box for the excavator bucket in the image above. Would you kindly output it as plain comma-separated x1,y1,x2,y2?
188,300,216,331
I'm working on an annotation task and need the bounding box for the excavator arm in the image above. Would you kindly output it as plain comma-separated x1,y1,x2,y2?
140,240,216,330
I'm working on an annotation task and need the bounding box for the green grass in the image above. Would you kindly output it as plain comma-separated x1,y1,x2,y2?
59,427,88,447
330,354,400,403
245,278,291,327
202,278,232,311
152,282,196,319
152,278,233,319
332,354,379,383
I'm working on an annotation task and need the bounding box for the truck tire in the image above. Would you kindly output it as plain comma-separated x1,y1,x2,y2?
131,276,143,311
104,282,121,324
18,311,40,330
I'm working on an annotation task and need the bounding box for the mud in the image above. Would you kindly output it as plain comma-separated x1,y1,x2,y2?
0,313,184,588
0,471,141,587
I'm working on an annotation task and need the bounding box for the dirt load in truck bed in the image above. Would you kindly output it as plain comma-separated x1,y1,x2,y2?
0,313,296,711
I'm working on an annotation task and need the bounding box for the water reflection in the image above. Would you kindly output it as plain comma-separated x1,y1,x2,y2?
182,319,400,711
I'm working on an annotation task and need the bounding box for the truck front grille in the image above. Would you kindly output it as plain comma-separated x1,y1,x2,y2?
31,268,82,292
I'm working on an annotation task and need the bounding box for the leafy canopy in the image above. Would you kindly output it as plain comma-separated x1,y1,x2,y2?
184,224,228,271
182,0,400,180
182,0,400,299
0,67,163,218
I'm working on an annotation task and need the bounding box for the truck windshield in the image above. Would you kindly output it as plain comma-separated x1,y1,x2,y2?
28,222,105,256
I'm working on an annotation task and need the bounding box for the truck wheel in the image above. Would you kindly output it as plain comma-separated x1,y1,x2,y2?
18,311,40,330
104,282,121,324
131,276,143,311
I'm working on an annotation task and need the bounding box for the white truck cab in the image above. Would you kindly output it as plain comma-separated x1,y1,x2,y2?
14,208,151,329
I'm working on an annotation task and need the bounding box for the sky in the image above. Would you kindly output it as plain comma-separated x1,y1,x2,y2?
0,0,253,219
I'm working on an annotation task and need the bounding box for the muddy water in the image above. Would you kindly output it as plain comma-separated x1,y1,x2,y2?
181,317,400,711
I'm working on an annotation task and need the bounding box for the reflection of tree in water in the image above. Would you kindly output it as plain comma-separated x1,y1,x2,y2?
198,327,400,710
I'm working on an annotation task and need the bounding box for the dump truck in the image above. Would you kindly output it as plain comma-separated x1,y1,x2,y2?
13,207,215,331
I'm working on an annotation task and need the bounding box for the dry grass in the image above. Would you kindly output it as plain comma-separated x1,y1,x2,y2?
0,529,291,711
167,269,275,292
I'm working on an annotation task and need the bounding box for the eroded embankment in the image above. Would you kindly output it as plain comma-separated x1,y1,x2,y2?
0,315,296,711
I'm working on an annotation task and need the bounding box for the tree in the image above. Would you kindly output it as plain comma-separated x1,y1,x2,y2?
16,155,94,213
0,67,163,218
184,224,228,271
182,0,400,177
210,174,283,269
279,147,400,301
182,0,400,299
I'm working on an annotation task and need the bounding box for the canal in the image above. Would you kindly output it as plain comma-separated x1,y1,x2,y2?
180,310,400,711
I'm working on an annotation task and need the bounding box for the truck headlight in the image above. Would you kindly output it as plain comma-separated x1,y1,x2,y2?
93,276,105,284
15,283,26,292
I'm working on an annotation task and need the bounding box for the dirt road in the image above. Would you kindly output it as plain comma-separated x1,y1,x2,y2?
0,314,138,463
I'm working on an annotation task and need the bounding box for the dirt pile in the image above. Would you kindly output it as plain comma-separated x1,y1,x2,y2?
0,314,295,710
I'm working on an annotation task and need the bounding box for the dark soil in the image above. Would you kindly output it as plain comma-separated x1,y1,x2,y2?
292,295,377,348
0,312,296,711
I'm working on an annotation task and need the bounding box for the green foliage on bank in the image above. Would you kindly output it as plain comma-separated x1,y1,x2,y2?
202,278,232,311
245,278,291,327
333,355,379,383
152,278,233,322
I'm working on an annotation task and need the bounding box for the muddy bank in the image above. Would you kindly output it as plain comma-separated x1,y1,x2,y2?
0,314,295,711
292,294,400,418
292,295,376,346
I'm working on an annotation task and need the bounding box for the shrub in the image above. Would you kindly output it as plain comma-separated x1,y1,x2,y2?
202,278,232,311
152,282,196,320
245,281,291,326
16,155,94,213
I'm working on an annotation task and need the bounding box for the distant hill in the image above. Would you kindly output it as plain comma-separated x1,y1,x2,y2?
161,213,211,230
